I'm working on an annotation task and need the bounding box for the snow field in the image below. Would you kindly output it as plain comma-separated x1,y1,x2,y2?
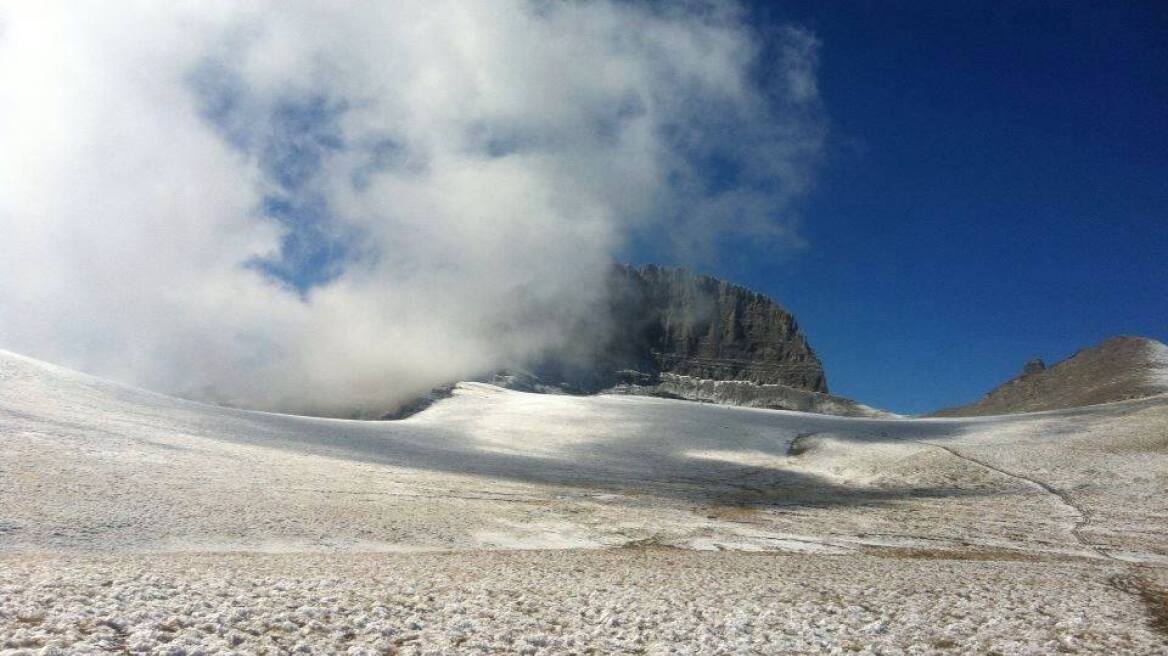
1148,339,1168,388
3,350,1168,653
2,550,1165,655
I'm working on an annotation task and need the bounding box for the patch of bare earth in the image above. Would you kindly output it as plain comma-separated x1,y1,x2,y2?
1110,573,1168,638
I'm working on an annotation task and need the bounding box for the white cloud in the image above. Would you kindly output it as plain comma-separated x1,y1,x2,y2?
0,0,824,415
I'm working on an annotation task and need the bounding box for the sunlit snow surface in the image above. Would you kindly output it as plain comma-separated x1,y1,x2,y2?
2,349,1167,654
1148,338,1168,388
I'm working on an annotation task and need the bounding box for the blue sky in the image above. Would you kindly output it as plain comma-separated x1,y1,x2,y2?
631,1,1168,414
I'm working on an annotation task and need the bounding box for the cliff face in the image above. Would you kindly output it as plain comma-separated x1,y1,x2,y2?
469,264,866,416
932,336,1168,417
600,264,828,392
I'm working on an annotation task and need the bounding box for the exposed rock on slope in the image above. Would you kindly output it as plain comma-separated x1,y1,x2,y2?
603,264,828,392
500,264,884,415
632,373,890,417
388,265,876,417
933,335,1168,417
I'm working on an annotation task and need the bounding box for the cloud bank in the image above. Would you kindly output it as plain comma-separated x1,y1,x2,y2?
0,1,824,415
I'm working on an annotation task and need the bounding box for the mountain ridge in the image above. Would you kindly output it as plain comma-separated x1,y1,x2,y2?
932,335,1168,417
482,264,889,416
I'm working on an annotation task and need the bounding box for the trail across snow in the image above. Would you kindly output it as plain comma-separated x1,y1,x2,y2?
2,349,1167,654
910,441,1117,562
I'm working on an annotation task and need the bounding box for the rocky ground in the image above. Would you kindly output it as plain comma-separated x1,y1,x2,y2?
3,550,1166,655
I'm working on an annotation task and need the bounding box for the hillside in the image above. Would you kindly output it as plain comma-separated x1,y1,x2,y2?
2,347,1168,648
4,346,1165,556
934,336,1168,417
2,348,1167,651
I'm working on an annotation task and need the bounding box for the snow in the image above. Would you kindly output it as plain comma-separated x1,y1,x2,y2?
2,551,1165,655
2,349,1168,653
1147,338,1168,388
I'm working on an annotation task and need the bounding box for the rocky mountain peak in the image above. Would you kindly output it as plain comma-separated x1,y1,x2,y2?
603,264,828,393
1021,358,1047,376
933,335,1168,416
486,265,890,417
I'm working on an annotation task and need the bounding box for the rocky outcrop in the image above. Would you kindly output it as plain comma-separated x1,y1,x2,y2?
932,336,1168,417
612,373,891,417
488,265,885,416
1021,358,1046,376
395,264,867,417
380,385,454,420
577,264,827,392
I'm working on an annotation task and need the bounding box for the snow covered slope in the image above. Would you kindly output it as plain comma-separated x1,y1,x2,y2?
3,349,1168,653
1149,337,1168,387
2,347,1166,561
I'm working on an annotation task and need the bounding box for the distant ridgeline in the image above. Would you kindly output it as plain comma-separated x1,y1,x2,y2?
932,335,1168,417
480,264,887,418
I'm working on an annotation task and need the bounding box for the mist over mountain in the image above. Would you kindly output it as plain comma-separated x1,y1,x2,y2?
0,1,825,418
462,264,886,418
513,264,824,389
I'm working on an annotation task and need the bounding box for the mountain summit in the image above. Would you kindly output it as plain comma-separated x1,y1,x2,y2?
603,264,828,391
492,265,885,417
933,335,1168,416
